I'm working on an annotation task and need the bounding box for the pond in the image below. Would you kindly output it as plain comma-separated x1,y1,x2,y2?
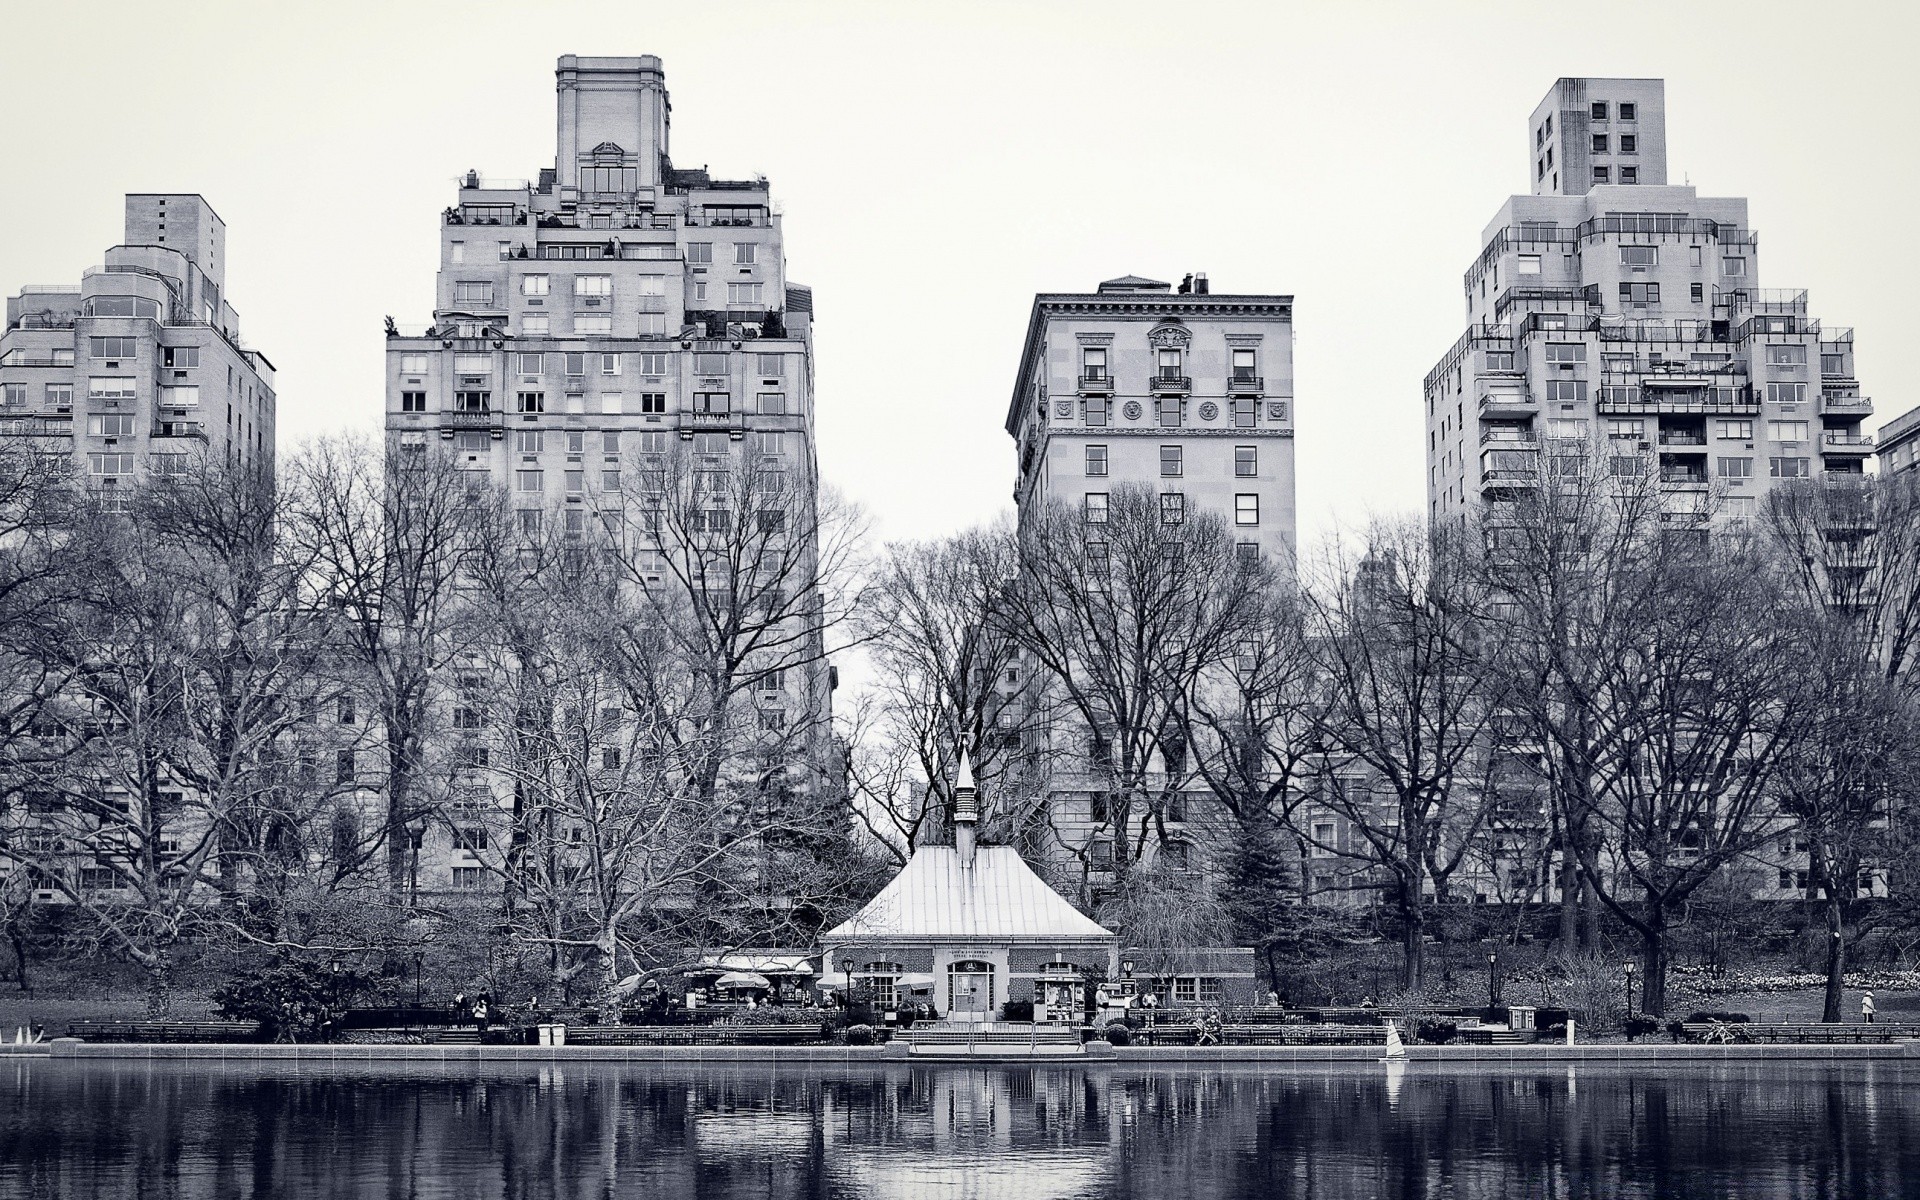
3,1057,1918,1198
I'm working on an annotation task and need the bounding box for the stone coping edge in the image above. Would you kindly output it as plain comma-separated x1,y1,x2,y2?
37,1038,1920,1063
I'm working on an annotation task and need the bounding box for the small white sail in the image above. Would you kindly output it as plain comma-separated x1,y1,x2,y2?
1381,1022,1408,1060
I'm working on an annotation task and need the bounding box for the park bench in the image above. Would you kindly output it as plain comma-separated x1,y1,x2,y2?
1457,1026,1536,1045
1679,1021,1920,1045
67,1021,264,1044
1135,1021,1386,1046
907,1025,1080,1048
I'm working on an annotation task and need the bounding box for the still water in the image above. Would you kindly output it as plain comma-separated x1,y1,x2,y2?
4,1057,1919,1199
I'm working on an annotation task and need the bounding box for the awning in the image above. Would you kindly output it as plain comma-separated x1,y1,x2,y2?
698,953,816,976
899,973,937,991
714,971,771,989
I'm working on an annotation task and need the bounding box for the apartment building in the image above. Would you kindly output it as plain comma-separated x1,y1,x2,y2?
1425,78,1870,529
0,195,276,496
1876,405,1920,477
1001,274,1295,893
382,55,831,892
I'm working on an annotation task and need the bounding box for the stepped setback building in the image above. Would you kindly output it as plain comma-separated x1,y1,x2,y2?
1,195,275,495
1425,78,1870,527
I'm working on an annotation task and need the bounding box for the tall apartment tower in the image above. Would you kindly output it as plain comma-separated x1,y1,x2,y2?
1425,79,1870,525
383,55,827,753
1,195,276,495
1007,275,1296,561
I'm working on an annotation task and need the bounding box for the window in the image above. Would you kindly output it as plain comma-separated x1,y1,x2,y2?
726,282,764,305
516,430,544,453
1173,977,1197,1004
1608,455,1643,476
89,336,140,359
522,315,550,335
1718,457,1754,478
455,390,490,412
1592,166,1610,184
1544,343,1586,365
1608,418,1645,439
1545,380,1587,403
455,281,494,305
449,241,465,263
1766,383,1808,404
1620,245,1657,268
1621,135,1638,154
1517,254,1541,275
756,392,785,415
517,391,545,414
1717,420,1754,439
1235,445,1257,477
638,392,666,415
0,384,23,408
1084,493,1108,524
162,345,198,368
89,377,137,399
1548,418,1589,439
1691,283,1704,303
1234,494,1259,525
1231,348,1257,382
601,392,622,414
1723,256,1748,277
1160,492,1185,525
1620,166,1638,184
400,353,430,375
1591,101,1609,119
336,749,356,784
1156,348,1183,380
1619,281,1660,309
1160,445,1182,476
45,383,72,407
1085,397,1108,427
1769,457,1810,478
87,414,136,437
1767,344,1808,366
451,867,484,890
1768,420,1809,442
1233,397,1256,429
574,316,611,335
565,470,584,495
1591,134,1609,153
1082,347,1108,381
574,274,611,297
521,274,549,296
694,392,729,414
517,469,543,491
1157,397,1182,428
694,353,729,375
756,431,784,456
687,242,713,264
1619,102,1636,120
733,241,757,266
1086,445,1108,476
88,453,134,477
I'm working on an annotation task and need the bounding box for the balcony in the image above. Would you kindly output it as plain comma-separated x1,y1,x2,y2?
1821,393,1873,416
1660,472,1709,490
1227,373,1263,396
1149,374,1191,395
1478,383,1536,416
442,409,502,432
1480,445,1540,485
683,411,746,435
1597,385,1756,415
1077,371,1115,396
1823,433,1874,454
1479,429,1538,448
152,420,206,441
1657,432,1708,448
0,416,72,438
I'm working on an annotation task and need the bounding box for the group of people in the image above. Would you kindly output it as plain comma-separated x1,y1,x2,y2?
450,992,495,1031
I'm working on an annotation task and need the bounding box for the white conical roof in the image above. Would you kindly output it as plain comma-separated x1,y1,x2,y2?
823,847,1113,943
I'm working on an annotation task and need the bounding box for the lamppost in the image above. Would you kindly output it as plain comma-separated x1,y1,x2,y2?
1624,959,1636,1020
1487,950,1499,1009
842,958,854,1008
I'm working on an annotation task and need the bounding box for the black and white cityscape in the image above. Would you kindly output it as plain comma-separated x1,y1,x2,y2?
2,3,1918,1198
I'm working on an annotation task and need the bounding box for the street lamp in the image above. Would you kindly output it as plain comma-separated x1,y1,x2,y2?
842,958,854,1005
1487,950,1499,1009
1624,959,1636,1020
406,816,429,907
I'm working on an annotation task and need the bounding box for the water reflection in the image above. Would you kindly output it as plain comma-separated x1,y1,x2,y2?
3,1057,1918,1198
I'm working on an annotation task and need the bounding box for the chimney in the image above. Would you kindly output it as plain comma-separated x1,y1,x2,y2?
1193,272,1210,295
953,748,979,869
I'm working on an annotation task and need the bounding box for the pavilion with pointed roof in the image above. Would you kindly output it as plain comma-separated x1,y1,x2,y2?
820,751,1118,1022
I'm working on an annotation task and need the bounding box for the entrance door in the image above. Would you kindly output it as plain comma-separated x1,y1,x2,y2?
948,960,994,1021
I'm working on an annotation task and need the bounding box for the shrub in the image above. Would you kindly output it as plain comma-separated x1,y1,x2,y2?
1622,1015,1661,1041
1104,1021,1132,1046
1681,1011,1751,1025
844,1023,876,1046
211,956,373,1043
1001,998,1035,1022
1414,1020,1457,1045
719,1005,818,1027
1539,1022,1569,1042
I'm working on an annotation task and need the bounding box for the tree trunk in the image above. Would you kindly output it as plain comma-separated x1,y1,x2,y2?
1822,892,1846,1024
1578,871,1600,949
144,953,174,1018
1556,855,1579,949
1399,875,1425,990
1639,907,1668,1018
6,930,28,994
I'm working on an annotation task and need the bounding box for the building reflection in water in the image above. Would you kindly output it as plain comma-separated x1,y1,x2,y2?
4,1058,1920,1198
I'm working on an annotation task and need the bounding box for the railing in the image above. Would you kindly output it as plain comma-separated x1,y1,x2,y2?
1658,433,1708,447
535,212,678,231
1824,433,1874,448
442,410,499,428
1661,473,1709,487
1227,373,1263,393
1149,374,1191,393
1479,430,1539,447
1478,388,1535,410
152,421,206,441
1821,394,1873,412
685,411,742,430
7,313,77,331
0,417,72,437
1720,288,1809,316
0,354,75,368
1597,385,1756,414
1078,372,1114,392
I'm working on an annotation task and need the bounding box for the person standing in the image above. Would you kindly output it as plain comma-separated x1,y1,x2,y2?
1863,991,1877,1023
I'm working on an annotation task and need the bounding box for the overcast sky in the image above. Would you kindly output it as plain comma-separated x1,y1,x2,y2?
3,0,1915,551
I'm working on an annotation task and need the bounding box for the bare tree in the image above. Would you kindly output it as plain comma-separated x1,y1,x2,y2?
1298,518,1502,988
997,484,1269,885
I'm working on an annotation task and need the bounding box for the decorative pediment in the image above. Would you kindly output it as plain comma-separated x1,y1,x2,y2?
1225,334,1264,347
590,141,627,156
1147,321,1191,350
1075,332,1114,347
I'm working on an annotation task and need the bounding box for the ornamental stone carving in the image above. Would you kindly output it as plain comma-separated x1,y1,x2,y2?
1122,400,1143,421
1198,402,1219,422
1267,401,1289,420
1054,399,1074,419
1146,322,1192,350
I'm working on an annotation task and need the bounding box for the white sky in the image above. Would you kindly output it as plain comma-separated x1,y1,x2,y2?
3,0,1916,552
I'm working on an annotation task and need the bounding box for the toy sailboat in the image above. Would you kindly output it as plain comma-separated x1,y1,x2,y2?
1379,1022,1408,1061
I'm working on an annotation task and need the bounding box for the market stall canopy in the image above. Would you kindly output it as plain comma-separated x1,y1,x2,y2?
822,846,1114,942
697,951,816,975
714,971,772,989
